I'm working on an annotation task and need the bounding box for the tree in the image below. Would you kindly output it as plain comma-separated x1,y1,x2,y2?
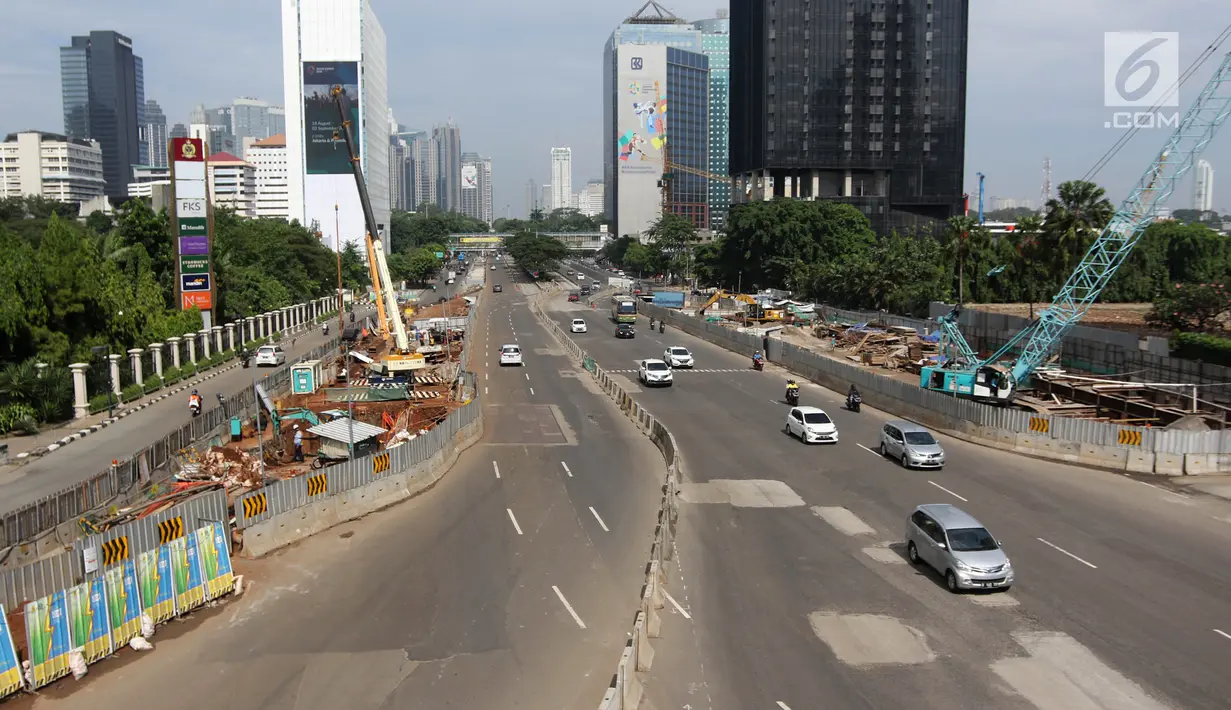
1146,282,1231,332
646,212,698,279
403,248,440,285
340,241,370,290
1040,180,1115,280
941,216,993,304
504,232,567,276
389,208,488,252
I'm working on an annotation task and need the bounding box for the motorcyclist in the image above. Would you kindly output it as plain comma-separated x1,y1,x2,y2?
752,351,764,370
786,379,800,402
659,320,664,333
649,317,655,329
322,322,330,335
188,390,202,411
847,384,861,410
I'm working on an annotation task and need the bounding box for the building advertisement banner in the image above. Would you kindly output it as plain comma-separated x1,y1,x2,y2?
179,236,209,255
462,164,478,189
616,45,668,239
303,61,359,175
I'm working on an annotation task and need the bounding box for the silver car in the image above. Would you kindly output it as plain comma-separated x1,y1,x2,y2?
880,420,945,469
906,504,1013,592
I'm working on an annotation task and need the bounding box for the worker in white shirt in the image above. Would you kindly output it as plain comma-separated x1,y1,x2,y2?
293,424,304,462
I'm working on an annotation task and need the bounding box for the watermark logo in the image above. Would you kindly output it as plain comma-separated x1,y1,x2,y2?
631,57,643,70
1103,32,1180,128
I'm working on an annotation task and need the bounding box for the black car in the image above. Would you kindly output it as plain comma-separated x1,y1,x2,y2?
493,284,503,292
615,323,635,339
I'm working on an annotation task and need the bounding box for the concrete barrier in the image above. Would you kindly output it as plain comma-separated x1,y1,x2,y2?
1184,453,1213,475
1078,443,1129,470
240,416,485,558
1154,451,1185,476
1125,449,1156,474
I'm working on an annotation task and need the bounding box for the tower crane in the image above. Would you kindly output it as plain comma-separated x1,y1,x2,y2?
921,52,1231,402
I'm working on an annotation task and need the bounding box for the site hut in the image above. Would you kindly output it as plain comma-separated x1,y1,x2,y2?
307,417,387,460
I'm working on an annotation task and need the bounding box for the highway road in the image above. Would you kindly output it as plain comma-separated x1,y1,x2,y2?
0,316,358,515
28,264,666,709
547,266,1231,710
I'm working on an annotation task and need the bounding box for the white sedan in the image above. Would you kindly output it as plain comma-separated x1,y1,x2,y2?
571,318,587,333
499,344,523,366
638,359,673,387
784,406,839,444
663,346,694,368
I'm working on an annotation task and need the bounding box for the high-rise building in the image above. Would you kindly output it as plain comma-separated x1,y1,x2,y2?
603,3,711,239
189,103,238,156
461,152,494,222
541,184,552,214
60,30,145,199
551,147,573,211
579,179,605,217
404,130,434,210
281,0,390,247
206,152,258,218
693,15,730,231
143,99,168,168
479,156,493,223
245,133,291,219
1,131,105,204
433,122,461,212
525,178,539,217
233,98,285,143
730,0,969,234
1195,159,1215,213
170,123,188,140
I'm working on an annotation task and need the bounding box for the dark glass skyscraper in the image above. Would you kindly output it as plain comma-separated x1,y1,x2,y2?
60,31,145,199
730,0,969,234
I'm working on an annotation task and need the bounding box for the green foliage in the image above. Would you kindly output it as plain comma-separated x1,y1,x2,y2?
0,403,38,435
339,241,369,290
390,209,488,252
1170,332,1231,366
1147,282,1231,331
120,382,144,403
162,366,182,385
89,392,115,415
0,360,73,424
272,331,283,342
143,375,163,393
493,208,604,235
504,232,568,276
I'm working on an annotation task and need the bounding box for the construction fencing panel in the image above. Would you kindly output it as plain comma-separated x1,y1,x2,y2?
0,550,80,612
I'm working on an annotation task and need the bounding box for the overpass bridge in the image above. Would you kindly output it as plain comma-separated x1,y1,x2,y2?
448,231,611,252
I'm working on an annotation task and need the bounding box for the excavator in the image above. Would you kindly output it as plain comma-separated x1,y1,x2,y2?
697,290,785,323
331,86,424,375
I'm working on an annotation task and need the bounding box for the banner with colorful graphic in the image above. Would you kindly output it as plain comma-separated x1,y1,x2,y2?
66,577,112,664
0,606,23,699
105,559,143,647
25,591,71,688
169,535,206,613
196,522,235,600
137,547,176,624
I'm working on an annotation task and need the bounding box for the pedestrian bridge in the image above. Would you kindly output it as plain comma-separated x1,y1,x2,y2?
447,232,610,252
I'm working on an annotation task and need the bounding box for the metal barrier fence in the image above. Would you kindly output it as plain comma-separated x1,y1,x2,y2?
234,388,480,529
639,302,1231,457
0,339,341,549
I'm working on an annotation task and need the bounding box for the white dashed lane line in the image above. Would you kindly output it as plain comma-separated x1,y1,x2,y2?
561,461,573,477
927,480,968,502
492,461,500,479
506,508,523,535
1037,538,1098,569
856,443,881,456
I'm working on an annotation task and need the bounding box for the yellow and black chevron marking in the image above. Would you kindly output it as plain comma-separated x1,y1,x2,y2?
242,492,268,518
373,452,391,474
307,473,327,496
1118,430,1143,446
1028,417,1050,434
101,536,129,565
157,517,185,544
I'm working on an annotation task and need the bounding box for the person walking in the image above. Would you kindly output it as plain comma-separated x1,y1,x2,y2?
293,424,304,462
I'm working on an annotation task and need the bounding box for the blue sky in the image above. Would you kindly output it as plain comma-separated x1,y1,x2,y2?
1,1,1225,218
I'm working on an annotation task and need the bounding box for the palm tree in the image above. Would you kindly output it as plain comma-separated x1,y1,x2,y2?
943,215,992,305
529,208,545,222
1012,215,1046,319
1041,180,1114,279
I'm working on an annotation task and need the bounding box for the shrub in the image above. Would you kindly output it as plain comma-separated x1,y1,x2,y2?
1170,331,1231,367
1147,282,1231,331
162,366,182,385
120,382,145,404
89,392,116,415
272,331,283,342
0,360,73,424
143,375,164,393
0,403,38,435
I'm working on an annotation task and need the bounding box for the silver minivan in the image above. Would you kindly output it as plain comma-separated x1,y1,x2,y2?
880,420,945,468
906,504,1013,592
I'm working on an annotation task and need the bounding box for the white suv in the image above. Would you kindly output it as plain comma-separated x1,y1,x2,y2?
254,345,286,367
499,344,523,366
571,318,587,333
663,346,694,368
638,359,673,387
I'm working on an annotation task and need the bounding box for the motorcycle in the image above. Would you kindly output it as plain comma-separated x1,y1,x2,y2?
659,321,664,333
786,388,800,406
752,357,764,372
189,400,202,418
847,393,862,413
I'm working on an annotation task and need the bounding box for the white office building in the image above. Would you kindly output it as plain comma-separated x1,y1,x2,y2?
550,146,572,211
281,0,390,248
0,130,105,204
1195,159,1215,213
245,133,291,219
207,152,258,218
578,179,605,217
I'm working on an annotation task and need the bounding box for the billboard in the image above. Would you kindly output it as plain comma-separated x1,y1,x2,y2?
303,61,359,175
616,45,667,239
462,164,478,189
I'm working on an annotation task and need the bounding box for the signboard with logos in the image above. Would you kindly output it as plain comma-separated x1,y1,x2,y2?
170,138,216,325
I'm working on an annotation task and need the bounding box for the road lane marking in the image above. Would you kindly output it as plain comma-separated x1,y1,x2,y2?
1137,480,1188,499
529,387,535,395
493,461,500,479
525,373,530,380
662,589,691,619
484,386,488,395
561,461,573,477
506,508,523,534
856,443,881,457
777,703,792,710
588,506,610,531
1215,629,1231,641
1037,538,1097,569
927,480,968,502
552,585,586,628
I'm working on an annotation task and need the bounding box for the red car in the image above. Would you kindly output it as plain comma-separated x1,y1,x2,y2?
568,292,581,302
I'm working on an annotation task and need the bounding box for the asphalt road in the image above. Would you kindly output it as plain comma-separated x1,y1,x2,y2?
546,283,1231,710
26,266,666,710
0,315,364,515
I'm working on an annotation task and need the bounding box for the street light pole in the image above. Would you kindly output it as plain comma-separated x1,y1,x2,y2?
345,350,355,458
335,203,344,346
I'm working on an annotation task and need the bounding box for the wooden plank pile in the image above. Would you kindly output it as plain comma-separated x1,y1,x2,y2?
817,323,936,370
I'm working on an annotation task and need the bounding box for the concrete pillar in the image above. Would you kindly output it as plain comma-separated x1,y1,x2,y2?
200,329,212,359
69,363,89,419
843,170,853,197
167,336,182,369
107,354,122,396
261,313,269,337
128,348,144,386
185,334,197,365
812,171,820,200
150,343,164,378
212,325,224,352
226,323,236,350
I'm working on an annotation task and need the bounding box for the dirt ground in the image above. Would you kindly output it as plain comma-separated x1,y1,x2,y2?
964,302,1154,332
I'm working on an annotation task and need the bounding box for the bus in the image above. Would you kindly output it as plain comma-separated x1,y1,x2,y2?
612,299,637,323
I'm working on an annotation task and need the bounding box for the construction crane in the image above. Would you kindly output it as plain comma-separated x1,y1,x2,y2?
921,52,1231,403
330,86,423,375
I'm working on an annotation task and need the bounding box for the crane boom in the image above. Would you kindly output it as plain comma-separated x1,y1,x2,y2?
921,52,1231,402
372,238,410,352
364,232,389,338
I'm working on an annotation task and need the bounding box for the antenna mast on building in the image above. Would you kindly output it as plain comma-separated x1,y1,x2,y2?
1039,157,1052,213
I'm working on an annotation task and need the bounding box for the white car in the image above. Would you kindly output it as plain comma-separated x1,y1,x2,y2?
499,344,523,366
254,345,286,367
638,359,673,387
663,346,694,368
784,406,839,444
571,318,587,333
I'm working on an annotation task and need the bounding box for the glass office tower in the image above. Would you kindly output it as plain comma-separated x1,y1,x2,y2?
693,17,730,232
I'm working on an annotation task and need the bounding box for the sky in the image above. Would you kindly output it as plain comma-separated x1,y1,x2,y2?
1,0,1227,219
